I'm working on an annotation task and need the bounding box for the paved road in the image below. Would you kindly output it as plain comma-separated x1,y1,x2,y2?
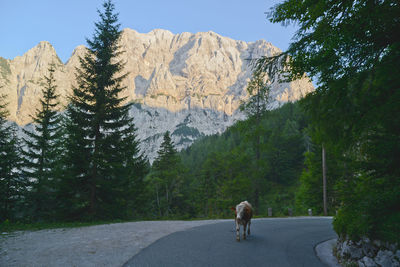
124,217,336,267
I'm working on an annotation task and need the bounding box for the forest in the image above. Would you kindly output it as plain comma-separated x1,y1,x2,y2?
1,0,399,246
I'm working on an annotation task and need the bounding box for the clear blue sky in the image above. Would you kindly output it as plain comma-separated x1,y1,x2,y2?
0,0,297,63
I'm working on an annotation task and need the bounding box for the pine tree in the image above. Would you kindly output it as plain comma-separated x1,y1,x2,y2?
21,64,62,221
61,0,146,220
240,69,270,119
0,93,25,221
240,69,270,214
149,131,183,217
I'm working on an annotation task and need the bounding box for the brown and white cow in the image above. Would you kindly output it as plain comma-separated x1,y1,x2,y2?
232,201,253,241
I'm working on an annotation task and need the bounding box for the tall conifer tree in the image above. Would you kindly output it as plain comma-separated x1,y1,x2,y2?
0,94,25,221
62,0,146,220
240,69,270,214
150,131,183,217
22,64,62,221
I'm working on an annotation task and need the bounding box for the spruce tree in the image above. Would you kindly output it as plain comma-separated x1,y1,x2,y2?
240,69,270,214
0,94,25,221
22,64,62,221
150,131,183,217
62,0,146,220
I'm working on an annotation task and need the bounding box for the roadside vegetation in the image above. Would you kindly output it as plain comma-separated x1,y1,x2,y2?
259,0,400,244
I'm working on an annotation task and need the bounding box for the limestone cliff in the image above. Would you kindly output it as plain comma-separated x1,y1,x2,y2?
0,28,313,125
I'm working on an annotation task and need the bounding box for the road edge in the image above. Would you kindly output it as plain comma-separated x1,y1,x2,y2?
315,238,342,267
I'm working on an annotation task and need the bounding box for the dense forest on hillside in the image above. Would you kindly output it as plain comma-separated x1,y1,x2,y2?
179,102,330,217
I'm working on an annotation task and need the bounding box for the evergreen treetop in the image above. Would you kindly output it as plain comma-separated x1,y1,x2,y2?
21,63,62,221
153,131,179,170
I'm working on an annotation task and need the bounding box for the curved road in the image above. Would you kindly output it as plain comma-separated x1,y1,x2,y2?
124,217,336,267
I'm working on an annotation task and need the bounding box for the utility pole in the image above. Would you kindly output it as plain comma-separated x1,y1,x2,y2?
322,145,327,216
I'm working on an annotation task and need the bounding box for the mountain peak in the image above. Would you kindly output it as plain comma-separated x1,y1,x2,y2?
37,40,52,47
65,45,87,65
149,28,173,35
30,41,57,56
121,28,138,35
14,40,61,65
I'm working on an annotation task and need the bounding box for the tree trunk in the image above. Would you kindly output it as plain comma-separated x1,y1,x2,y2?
254,95,261,215
155,183,161,217
322,145,327,216
90,122,101,217
89,159,96,217
165,184,169,217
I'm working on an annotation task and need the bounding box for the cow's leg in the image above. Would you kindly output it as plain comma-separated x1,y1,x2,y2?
236,220,240,241
243,223,247,240
248,220,251,235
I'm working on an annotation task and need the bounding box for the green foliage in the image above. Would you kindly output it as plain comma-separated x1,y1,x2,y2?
0,94,26,222
296,151,323,214
180,102,309,217
60,0,147,221
294,127,343,216
264,0,400,242
240,69,270,117
173,124,201,138
197,149,253,217
21,64,62,221
147,131,185,217
333,173,400,243
259,183,298,217
239,69,272,213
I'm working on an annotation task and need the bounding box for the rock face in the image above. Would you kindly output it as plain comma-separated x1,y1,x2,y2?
129,103,243,161
0,28,313,125
0,28,314,160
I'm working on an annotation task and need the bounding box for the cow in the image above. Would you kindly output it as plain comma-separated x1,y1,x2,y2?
232,201,253,241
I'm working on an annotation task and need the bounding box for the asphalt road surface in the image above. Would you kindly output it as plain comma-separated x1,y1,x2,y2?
124,217,336,267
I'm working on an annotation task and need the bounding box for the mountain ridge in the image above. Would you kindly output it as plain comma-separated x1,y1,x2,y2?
0,27,313,125
0,28,314,161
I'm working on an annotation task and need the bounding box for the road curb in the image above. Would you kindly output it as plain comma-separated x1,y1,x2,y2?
315,238,342,267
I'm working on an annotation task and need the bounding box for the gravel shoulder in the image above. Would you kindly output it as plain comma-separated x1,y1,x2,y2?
0,219,226,267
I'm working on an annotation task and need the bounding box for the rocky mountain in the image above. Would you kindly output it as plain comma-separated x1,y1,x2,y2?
0,28,314,161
